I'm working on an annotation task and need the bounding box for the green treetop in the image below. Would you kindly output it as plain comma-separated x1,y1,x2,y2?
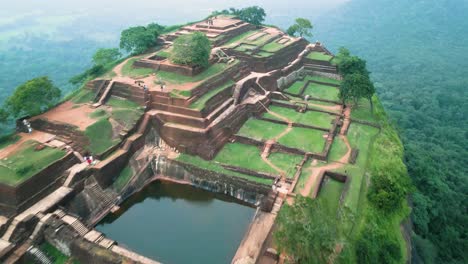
336,47,376,110
5,76,61,118
213,6,266,26
287,18,314,38
120,23,163,54
92,48,122,66
171,32,211,68
275,196,337,263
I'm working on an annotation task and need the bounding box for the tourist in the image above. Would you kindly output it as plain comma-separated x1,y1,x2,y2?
160,84,164,91
143,84,148,91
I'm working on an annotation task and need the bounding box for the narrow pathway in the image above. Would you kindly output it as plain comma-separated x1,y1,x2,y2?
290,99,342,113
258,102,294,177
301,103,353,197
340,106,351,135
300,135,351,197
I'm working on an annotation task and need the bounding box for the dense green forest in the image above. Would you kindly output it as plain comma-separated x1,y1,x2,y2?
0,35,99,104
316,0,468,263
0,1,466,262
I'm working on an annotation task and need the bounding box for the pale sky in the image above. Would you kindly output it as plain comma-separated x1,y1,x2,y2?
0,0,350,40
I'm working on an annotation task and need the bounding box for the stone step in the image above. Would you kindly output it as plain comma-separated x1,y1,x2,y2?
70,219,89,236
27,246,53,264
206,98,234,121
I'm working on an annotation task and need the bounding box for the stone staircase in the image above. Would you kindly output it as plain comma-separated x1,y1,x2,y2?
93,80,110,102
85,183,115,215
61,214,90,236
304,63,338,74
96,80,115,106
27,246,53,264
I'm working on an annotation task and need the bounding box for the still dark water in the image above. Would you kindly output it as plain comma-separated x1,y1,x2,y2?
96,181,255,264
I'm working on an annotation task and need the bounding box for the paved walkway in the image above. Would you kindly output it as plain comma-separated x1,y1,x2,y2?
232,209,277,264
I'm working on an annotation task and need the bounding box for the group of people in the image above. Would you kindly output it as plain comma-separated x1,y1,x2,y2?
83,152,95,165
138,83,165,92
206,17,216,26
22,119,32,133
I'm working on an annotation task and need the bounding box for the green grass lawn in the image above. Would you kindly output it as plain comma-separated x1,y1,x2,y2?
71,88,95,104
328,136,349,161
254,51,274,58
84,118,119,155
278,127,327,153
89,109,108,119
169,89,191,98
350,98,379,123
263,105,335,128
107,97,141,109
112,165,134,191
112,109,143,129
305,75,342,85
237,119,286,141
121,57,154,78
41,242,79,264
261,41,285,52
317,177,345,215
293,160,313,193
284,80,306,94
106,97,144,129
268,152,304,178
234,43,257,52
215,143,301,178
307,51,333,61
0,141,66,186
157,61,234,85
224,30,259,46
189,80,234,110
177,152,273,185
303,83,340,101
333,123,379,211
155,47,172,58
246,34,274,46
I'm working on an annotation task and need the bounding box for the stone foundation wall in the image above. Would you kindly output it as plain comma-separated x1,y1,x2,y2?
43,218,123,264
134,59,203,76
189,61,243,100
0,153,78,216
30,118,90,153
151,101,203,117
109,82,147,106
307,70,342,81
160,158,271,205
155,97,267,160
200,86,233,114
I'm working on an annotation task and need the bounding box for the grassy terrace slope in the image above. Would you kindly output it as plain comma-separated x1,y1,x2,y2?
0,140,66,185
85,97,144,155
262,105,335,129
177,153,274,185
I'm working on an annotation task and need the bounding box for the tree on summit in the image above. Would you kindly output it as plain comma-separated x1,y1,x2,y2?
92,48,122,66
171,32,211,68
120,23,163,54
212,6,266,26
335,47,376,111
4,76,61,118
287,18,314,38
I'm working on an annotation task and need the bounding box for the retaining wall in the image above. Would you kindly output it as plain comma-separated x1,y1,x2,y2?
0,153,79,216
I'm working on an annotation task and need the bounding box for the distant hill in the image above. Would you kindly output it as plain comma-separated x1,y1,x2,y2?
315,0,468,263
